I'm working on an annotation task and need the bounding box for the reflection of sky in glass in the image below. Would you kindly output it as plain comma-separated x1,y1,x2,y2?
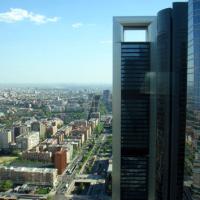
187,0,200,112
193,0,200,109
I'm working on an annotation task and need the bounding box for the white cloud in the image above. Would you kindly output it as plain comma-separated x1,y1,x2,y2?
72,22,96,29
0,8,59,24
100,40,112,45
72,22,83,29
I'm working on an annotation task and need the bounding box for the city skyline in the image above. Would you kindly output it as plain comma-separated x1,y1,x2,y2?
1,0,200,199
0,0,187,84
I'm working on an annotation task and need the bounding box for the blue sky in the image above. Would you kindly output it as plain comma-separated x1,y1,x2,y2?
0,0,187,84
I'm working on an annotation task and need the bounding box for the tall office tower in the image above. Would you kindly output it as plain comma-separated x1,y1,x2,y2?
113,17,157,200
113,3,188,200
156,3,188,200
186,0,200,198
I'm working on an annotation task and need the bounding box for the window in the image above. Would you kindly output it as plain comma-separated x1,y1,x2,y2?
124,30,146,42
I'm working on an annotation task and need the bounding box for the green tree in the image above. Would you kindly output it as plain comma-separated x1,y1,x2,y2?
99,102,107,115
0,180,13,191
184,143,195,176
36,187,50,194
94,123,104,134
12,149,21,156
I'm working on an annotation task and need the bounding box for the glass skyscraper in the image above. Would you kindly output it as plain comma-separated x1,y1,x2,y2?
120,42,150,199
156,4,188,200
186,0,200,198
113,16,157,200
113,2,188,200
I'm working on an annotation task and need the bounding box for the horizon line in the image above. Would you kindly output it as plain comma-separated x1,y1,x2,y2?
0,82,112,85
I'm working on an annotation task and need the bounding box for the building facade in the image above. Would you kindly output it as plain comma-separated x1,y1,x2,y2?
113,16,157,200
16,131,39,151
54,150,67,175
156,4,188,200
113,2,188,200
186,0,200,198
0,129,12,149
22,151,52,163
0,166,58,187
103,90,111,103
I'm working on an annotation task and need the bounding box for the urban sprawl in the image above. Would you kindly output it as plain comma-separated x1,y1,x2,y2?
0,87,112,200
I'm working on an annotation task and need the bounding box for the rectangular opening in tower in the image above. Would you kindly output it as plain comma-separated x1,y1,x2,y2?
124,29,146,42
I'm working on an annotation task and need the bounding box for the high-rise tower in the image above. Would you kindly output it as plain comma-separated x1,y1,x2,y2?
186,0,200,198
113,2,188,200
156,3,188,200
113,17,157,200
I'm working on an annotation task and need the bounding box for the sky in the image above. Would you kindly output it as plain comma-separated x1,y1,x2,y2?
0,0,187,84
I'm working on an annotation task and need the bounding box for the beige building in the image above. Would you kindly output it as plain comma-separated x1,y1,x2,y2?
52,118,64,127
39,122,47,139
0,166,58,187
72,120,88,128
22,151,52,163
16,131,39,151
47,125,57,136
89,118,99,130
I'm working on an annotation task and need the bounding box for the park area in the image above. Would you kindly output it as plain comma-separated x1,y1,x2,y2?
0,156,18,165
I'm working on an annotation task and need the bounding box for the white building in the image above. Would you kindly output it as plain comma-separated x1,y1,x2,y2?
16,131,39,151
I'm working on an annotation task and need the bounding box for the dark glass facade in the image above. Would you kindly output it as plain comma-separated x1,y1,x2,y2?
156,8,172,200
113,3,188,200
188,0,200,110
121,42,150,200
156,3,188,200
187,0,200,142
186,0,200,198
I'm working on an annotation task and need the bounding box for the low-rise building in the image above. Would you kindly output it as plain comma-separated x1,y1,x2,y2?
53,131,65,144
62,125,73,136
66,102,82,112
13,124,30,142
16,132,39,151
0,195,17,200
31,121,40,132
192,160,200,199
66,139,81,149
42,138,58,146
90,112,101,119
69,130,85,145
89,118,99,130
52,118,64,128
22,151,52,163
71,120,88,128
0,166,58,187
46,125,57,137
